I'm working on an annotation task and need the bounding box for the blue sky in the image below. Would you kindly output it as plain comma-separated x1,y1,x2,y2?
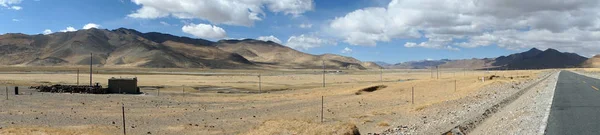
4,0,599,64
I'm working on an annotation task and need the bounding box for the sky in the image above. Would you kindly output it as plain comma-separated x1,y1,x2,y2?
2,0,600,64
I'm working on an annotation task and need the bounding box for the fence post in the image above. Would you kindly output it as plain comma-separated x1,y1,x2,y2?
321,96,324,123
411,87,414,104
122,103,126,135
454,80,457,92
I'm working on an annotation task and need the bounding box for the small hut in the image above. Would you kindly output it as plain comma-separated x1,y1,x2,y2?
108,77,139,94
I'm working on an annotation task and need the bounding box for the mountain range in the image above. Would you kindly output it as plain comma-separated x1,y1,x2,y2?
0,28,380,70
0,28,593,70
380,48,589,70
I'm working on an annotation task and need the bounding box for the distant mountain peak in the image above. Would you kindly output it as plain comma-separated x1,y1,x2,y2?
528,47,541,52
112,27,142,35
543,48,560,53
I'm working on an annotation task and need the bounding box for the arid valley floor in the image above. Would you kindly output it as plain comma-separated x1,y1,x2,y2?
0,66,561,134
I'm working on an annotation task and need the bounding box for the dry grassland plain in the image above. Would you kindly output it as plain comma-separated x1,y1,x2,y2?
0,66,544,134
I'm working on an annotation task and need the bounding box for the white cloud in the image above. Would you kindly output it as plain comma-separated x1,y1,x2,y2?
11,19,18,21
285,34,336,50
341,47,353,54
181,23,227,39
42,29,52,35
328,0,600,53
257,35,282,44
9,5,20,10
82,23,100,29
0,0,21,7
128,0,314,26
60,27,77,32
299,23,312,28
159,21,170,26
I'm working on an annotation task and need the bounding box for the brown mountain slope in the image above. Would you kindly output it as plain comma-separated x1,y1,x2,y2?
0,28,377,70
0,28,253,68
582,55,600,68
215,39,381,70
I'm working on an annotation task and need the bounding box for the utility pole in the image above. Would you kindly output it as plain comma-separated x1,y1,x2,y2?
90,53,92,86
436,66,439,79
322,61,325,87
380,67,383,83
431,68,433,78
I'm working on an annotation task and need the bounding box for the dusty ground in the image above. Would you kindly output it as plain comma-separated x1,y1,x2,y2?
0,67,546,134
470,71,559,134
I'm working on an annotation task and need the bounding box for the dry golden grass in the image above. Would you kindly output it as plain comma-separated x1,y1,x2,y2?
243,119,359,135
0,126,107,135
0,67,547,134
377,122,390,127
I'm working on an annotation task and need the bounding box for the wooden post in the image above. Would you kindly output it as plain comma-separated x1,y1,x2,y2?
157,88,160,96
321,96,324,123
411,87,414,104
182,86,185,97
5,86,8,100
122,103,126,135
258,74,262,93
454,80,457,92
322,61,325,87
77,69,79,85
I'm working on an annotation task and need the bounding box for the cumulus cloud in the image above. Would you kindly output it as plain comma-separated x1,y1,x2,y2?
159,21,170,26
0,0,21,7
9,5,20,10
60,27,77,32
285,34,336,50
128,0,314,26
341,47,353,54
42,29,52,35
182,23,227,39
328,0,600,53
82,23,100,29
299,23,312,28
257,35,282,44
11,19,18,21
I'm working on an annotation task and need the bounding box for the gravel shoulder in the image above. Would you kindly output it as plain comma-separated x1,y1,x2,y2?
469,71,559,134
379,70,554,134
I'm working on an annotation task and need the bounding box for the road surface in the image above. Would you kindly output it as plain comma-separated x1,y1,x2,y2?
546,71,600,135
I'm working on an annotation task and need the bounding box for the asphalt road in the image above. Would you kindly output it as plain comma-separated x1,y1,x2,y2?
546,71,600,135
